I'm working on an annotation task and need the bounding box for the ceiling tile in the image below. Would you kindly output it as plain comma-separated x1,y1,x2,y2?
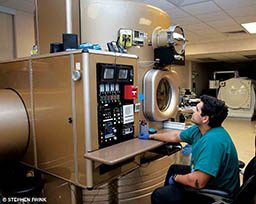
182,24,226,40
185,32,203,42
197,29,222,36
172,16,201,25
195,11,230,22
165,0,185,7
144,0,176,10
234,16,256,24
167,0,211,7
214,0,256,10
182,0,211,6
215,25,244,33
207,18,239,28
165,0,186,6
131,0,146,2
225,5,256,18
181,1,221,15
168,7,191,18
182,23,212,31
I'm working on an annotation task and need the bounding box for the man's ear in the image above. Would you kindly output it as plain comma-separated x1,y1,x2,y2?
202,115,210,124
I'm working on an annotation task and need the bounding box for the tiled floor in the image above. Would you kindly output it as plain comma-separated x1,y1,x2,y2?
223,118,256,165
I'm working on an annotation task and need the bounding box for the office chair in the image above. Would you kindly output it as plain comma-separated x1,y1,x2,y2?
185,156,256,204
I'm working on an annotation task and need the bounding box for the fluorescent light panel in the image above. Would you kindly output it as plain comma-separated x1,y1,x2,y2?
241,22,256,34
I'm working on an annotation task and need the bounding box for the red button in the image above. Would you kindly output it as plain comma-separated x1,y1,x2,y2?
124,85,138,100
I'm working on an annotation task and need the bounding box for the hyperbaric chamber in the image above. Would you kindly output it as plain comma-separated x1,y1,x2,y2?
218,77,256,119
0,0,186,202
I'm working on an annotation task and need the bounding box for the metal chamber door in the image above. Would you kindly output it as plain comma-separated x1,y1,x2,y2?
143,69,179,121
218,78,252,109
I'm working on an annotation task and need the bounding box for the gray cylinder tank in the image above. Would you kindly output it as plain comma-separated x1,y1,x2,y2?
0,89,29,159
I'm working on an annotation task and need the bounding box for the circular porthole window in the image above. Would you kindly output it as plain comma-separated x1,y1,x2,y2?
157,78,171,112
143,69,179,121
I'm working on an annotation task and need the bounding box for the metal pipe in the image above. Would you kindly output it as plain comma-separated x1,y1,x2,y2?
34,0,40,54
66,0,72,33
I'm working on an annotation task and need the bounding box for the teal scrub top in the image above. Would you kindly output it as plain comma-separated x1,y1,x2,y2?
180,125,240,193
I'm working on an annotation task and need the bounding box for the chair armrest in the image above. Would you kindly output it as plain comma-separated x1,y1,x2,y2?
186,187,231,197
149,142,182,156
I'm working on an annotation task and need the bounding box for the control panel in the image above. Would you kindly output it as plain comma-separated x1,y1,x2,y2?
97,63,137,148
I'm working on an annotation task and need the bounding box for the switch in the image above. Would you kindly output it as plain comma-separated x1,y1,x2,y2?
124,85,138,100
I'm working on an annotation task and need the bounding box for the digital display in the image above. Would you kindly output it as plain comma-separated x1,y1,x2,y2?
104,68,114,79
118,69,128,79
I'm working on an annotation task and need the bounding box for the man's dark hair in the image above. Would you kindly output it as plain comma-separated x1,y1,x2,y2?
200,95,228,128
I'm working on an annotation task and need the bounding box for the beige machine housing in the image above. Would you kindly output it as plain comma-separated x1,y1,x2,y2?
0,50,169,188
8,1,183,202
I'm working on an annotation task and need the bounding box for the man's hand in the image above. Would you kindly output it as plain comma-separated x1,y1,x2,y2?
149,134,155,140
168,175,177,185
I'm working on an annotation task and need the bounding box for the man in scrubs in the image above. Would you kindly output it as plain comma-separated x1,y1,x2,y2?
150,95,240,204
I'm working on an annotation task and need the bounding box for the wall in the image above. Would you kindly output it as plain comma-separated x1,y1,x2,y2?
14,10,35,58
191,62,211,96
0,11,14,60
0,7,34,60
172,60,192,91
186,37,256,58
37,0,80,54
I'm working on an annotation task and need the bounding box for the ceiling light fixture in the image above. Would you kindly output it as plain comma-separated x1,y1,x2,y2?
241,22,256,34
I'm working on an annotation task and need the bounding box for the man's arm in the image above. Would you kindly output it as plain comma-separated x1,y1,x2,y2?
175,170,211,189
149,130,182,143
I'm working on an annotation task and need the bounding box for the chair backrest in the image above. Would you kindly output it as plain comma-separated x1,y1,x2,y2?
243,156,256,183
233,156,256,204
